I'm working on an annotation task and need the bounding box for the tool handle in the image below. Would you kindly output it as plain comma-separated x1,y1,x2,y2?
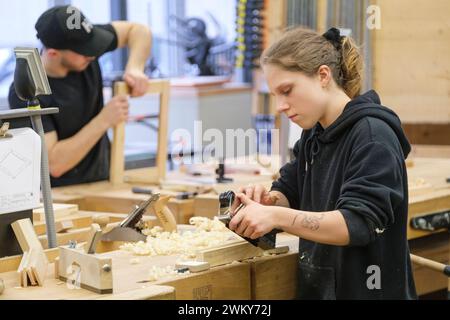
121,195,158,228
410,254,450,277
155,205,177,232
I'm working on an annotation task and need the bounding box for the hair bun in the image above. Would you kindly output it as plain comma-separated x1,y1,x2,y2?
322,27,344,51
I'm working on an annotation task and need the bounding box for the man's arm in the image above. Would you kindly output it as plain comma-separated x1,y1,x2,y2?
112,21,152,96
46,95,129,177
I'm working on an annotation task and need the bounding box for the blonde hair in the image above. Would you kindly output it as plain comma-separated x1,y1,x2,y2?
261,27,363,99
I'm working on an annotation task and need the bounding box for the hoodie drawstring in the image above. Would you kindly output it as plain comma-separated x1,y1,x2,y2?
304,131,321,168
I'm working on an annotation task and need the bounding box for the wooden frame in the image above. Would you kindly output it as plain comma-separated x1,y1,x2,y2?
110,79,170,186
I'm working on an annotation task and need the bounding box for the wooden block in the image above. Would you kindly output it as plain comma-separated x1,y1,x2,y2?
58,246,113,294
196,241,263,267
33,203,79,221
56,220,74,233
93,286,175,300
28,248,48,286
34,213,93,236
11,218,43,252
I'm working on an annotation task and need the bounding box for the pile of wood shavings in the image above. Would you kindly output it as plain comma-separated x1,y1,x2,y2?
120,217,240,259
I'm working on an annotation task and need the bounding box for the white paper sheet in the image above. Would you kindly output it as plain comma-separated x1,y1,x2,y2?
0,128,41,214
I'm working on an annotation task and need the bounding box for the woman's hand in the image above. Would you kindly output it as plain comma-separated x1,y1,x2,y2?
229,193,278,239
230,184,279,213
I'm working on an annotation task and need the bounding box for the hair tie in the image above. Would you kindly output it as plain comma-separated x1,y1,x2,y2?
323,27,344,51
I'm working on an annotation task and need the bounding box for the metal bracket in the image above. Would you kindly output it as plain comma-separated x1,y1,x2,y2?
410,210,450,232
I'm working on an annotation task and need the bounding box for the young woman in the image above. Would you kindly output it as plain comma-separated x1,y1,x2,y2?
229,27,417,299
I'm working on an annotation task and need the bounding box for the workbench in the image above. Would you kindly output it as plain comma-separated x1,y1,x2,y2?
0,226,299,300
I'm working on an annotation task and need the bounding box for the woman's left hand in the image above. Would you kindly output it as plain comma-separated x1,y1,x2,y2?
229,193,278,239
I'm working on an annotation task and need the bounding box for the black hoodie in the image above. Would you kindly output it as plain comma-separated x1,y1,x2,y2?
271,90,417,299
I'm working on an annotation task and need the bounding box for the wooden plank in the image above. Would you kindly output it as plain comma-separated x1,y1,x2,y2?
403,124,450,145
373,0,450,123
196,241,263,267
34,213,93,236
11,219,43,252
33,203,79,221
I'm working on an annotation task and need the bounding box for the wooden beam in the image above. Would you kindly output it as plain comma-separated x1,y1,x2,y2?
196,241,263,267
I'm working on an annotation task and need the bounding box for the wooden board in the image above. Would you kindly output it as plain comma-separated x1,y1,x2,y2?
33,203,79,221
373,0,450,123
196,241,263,267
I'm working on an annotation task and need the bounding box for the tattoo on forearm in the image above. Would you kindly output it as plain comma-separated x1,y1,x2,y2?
292,212,325,231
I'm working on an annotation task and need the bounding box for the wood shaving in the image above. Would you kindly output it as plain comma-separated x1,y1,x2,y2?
120,217,239,258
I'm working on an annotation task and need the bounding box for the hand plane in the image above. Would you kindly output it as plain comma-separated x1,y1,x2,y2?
218,190,281,250
101,194,160,242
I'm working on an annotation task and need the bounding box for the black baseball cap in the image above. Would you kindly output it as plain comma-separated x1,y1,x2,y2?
35,5,114,57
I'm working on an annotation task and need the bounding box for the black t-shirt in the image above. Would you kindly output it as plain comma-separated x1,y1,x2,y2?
8,24,118,187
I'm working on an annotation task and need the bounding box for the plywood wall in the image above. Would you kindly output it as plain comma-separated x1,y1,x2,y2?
372,0,450,123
